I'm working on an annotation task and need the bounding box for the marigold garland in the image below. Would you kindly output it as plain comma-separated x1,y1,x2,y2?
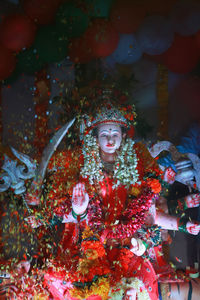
81,240,106,259
146,178,161,194
67,228,111,299
70,277,110,300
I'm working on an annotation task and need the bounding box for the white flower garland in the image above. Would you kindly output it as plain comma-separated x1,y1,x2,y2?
113,138,139,188
80,133,139,188
80,133,104,185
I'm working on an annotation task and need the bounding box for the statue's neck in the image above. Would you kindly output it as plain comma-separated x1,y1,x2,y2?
100,150,116,163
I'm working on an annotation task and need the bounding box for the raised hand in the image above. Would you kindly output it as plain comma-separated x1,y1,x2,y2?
163,167,176,184
186,221,200,235
185,194,200,208
15,260,31,274
25,190,40,206
130,238,146,256
25,215,43,228
72,183,89,215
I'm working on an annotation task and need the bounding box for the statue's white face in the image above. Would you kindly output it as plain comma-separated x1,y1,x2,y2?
97,123,122,154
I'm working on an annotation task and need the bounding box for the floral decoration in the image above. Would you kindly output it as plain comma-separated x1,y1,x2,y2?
68,228,111,299
87,187,154,239
109,277,150,300
81,133,139,189
146,178,162,194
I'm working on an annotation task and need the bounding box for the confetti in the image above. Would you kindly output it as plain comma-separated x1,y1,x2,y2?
175,257,182,263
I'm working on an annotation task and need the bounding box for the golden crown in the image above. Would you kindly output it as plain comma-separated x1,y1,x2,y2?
79,89,136,137
90,102,128,129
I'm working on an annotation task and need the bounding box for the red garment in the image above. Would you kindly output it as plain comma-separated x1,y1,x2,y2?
107,247,159,300
99,175,127,223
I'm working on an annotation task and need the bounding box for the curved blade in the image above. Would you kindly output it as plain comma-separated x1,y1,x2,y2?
36,118,75,181
26,118,75,205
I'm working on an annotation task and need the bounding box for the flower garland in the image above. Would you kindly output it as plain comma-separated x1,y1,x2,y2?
113,138,139,188
70,277,110,300
67,227,111,299
106,188,153,239
109,277,150,300
87,188,154,239
62,228,151,300
80,133,139,188
80,133,104,185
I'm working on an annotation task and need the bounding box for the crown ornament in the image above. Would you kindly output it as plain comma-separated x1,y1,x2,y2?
90,101,128,128
79,89,137,138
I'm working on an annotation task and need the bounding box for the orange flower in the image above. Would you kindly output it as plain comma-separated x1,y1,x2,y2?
147,178,161,194
81,241,106,259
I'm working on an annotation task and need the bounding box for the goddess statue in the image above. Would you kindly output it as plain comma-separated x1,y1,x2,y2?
0,92,199,299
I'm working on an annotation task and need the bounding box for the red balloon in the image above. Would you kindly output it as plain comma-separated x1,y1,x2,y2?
0,14,36,52
110,0,147,33
68,37,93,64
83,19,119,58
163,34,200,74
0,45,16,80
23,0,61,25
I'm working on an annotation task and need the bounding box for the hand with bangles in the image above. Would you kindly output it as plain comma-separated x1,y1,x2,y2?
72,182,89,216
155,211,200,235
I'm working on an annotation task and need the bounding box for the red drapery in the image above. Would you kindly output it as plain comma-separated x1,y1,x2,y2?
33,69,50,157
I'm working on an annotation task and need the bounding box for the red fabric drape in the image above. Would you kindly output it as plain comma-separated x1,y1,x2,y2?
33,69,50,157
